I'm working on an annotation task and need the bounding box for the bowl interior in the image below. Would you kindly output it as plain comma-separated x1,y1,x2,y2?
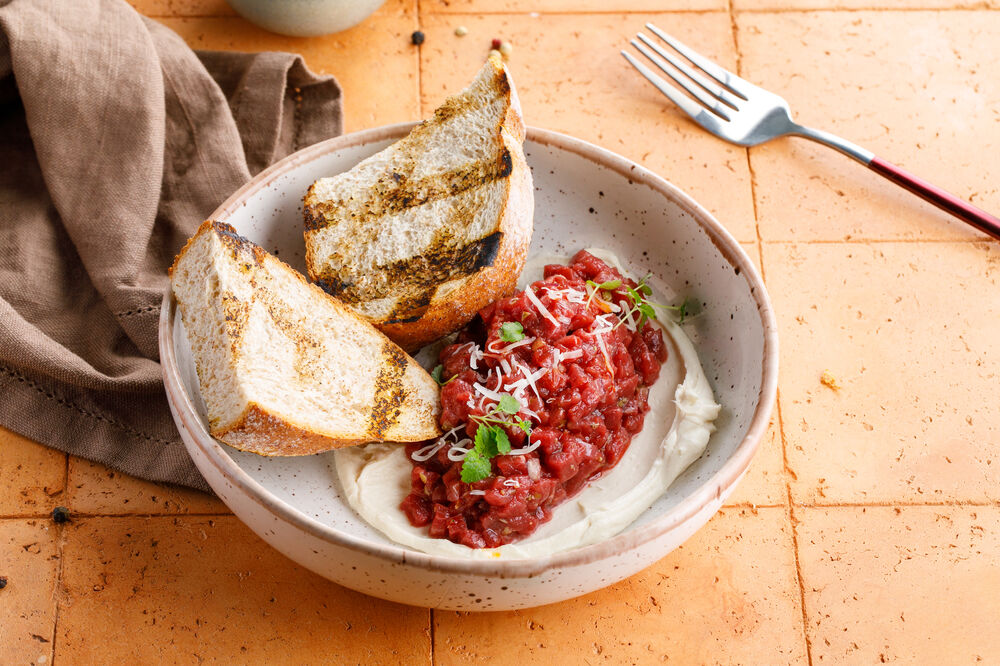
171,127,769,554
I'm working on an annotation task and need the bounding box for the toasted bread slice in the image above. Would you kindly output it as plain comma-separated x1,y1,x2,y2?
303,55,534,351
170,221,442,456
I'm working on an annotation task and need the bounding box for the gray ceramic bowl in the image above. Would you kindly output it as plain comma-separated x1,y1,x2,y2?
159,123,779,610
226,0,386,37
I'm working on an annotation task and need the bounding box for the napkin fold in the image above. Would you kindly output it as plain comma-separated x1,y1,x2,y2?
0,0,342,491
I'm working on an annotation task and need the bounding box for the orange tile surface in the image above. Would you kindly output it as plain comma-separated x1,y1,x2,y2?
421,0,726,13
435,508,807,664
419,12,759,242
0,520,60,665
128,0,234,16
158,0,420,133
55,517,431,664
64,457,227,515
796,506,1000,663
0,426,65,517
4,0,999,663
739,11,1000,241
767,241,1000,504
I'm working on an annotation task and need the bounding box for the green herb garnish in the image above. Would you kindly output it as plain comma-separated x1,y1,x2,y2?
499,321,525,342
431,364,455,386
460,394,531,483
585,278,622,309
497,394,520,414
460,448,492,483
654,296,694,324
617,274,694,328
615,275,660,329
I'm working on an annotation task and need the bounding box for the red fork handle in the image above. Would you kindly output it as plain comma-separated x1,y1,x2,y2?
868,157,1000,240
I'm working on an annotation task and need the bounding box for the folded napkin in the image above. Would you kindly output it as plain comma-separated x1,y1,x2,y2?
0,0,342,491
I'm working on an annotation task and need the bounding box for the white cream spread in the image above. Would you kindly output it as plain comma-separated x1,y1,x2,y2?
333,250,721,559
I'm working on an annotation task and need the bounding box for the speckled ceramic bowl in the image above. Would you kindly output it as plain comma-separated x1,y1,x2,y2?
159,123,778,610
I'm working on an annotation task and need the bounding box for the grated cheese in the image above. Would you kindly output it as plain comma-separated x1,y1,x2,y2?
467,343,484,370
525,286,561,328
621,303,637,332
410,441,445,462
558,348,584,361
487,336,535,355
446,438,473,461
410,425,465,462
594,330,615,378
507,438,542,456
542,286,587,304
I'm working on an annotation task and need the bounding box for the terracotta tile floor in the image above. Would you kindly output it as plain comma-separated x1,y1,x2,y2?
3,0,998,662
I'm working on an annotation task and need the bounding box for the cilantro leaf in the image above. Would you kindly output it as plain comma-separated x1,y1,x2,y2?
494,428,511,455
497,394,521,415
517,419,532,435
500,321,525,342
638,303,656,320
460,449,492,483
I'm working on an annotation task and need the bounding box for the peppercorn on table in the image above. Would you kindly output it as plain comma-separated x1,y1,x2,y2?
4,0,999,663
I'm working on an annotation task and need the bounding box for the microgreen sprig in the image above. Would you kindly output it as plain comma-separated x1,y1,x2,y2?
431,364,455,387
585,278,621,310
654,297,693,324
460,394,533,483
615,274,694,328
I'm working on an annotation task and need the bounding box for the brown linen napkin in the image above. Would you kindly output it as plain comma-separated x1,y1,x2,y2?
0,0,342,491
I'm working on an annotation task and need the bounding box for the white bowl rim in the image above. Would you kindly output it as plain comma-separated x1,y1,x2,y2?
159,122,779,578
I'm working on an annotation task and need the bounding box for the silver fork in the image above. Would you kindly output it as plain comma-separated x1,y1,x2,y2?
623,24,1000,240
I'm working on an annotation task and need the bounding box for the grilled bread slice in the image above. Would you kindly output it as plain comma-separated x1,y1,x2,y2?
303,55,534,351
170,220,442,456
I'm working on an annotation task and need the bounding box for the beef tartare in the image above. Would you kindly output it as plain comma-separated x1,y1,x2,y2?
400,250,669,549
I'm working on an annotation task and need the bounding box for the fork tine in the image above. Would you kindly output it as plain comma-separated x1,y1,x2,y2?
631,39,731,121
621,50,725,135
635,33,741,110
645,23,751,99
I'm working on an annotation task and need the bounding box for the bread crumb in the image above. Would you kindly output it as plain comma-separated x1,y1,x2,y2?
820,370,841,391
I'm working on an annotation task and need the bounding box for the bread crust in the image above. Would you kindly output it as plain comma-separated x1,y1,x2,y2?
303,56,534,352
214,403,370,456
375,130,532,350
171,221,442,456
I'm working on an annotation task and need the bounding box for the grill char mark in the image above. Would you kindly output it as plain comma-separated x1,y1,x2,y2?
368,343,408,439
308,148,514,226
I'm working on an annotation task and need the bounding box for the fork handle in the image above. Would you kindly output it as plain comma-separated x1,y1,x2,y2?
867,157,1000,240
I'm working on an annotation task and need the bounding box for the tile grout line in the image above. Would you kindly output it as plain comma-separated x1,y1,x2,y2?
429,607,436,666
728,2,815,660
725,0,765,253
772,390,815,665
47,453,71,666
48,522,69,666
786,484,815,666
